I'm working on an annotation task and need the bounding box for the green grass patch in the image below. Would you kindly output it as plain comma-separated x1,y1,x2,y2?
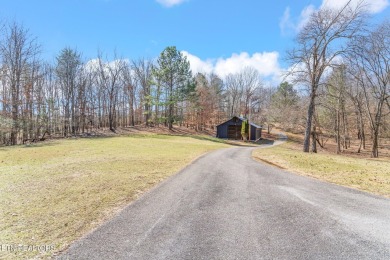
0,134,229,259
253,142,390,197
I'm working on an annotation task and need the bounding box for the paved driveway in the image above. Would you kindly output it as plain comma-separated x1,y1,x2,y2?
58,147,390,260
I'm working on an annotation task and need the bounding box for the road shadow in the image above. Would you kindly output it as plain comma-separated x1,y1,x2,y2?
255,139,275,145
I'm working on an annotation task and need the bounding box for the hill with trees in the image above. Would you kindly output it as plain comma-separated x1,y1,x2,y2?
0,1,389,157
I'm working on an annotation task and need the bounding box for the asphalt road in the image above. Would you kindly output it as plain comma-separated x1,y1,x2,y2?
58,147,390,260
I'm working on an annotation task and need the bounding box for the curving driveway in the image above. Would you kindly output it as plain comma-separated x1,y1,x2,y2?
58,147,390,260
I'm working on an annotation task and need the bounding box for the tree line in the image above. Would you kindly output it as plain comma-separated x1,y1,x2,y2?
0,23,268,146
1,0,389,158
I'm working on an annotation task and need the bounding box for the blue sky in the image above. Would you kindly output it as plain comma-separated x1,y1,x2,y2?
1,0,389,84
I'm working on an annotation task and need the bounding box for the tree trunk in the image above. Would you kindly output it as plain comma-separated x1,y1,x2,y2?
129,93,134,127
145,103,150,126
155,84,160,126
336,110,341,154
371,115,381,158
311,111,317,153
11,82,19,145
342,101,349,149
303,92,315,152
371,128,379,158
168,102,174,130
109,107,114,131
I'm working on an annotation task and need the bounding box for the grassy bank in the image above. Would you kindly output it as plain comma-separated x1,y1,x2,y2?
253,142,390,198
0,134,229,259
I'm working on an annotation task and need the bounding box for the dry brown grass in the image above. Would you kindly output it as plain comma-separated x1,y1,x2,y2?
0,134,229,259
253,132,390,198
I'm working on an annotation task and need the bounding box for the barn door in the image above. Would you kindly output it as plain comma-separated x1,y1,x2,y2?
227,125,241,140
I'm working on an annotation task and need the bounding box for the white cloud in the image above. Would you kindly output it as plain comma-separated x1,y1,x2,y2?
279,5,316,35
279,7,293,36
298,5,316,30
87,51,285,86
84,58,130,74
215,52,281,79
280,0,389,35
321,0,389,14
85,58,100,72
181,51,214,75
182,51,284,85
156,0,187,7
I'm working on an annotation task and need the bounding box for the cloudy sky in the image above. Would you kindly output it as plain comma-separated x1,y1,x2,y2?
1,0,389,84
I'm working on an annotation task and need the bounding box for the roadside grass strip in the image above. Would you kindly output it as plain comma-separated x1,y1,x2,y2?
253,142,390,198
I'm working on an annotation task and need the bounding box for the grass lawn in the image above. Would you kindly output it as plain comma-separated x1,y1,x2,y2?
253,141,390,198
0,134,229,259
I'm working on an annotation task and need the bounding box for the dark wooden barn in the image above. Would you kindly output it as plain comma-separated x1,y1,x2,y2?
216,116,262,140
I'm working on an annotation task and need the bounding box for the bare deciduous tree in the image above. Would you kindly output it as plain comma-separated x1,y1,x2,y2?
55,47,82,136
0,22,40,144
287,0,366,152
348,21,390,157
132,58,153,126
96,52,126,131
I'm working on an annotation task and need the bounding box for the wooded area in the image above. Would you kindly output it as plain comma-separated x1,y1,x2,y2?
0,25,267,146
286,0,389,158
0,0,389,157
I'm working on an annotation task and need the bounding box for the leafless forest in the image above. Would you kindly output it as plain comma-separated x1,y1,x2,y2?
0,1,389,157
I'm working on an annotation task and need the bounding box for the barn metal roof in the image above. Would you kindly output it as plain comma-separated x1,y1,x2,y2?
217,116,262,128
